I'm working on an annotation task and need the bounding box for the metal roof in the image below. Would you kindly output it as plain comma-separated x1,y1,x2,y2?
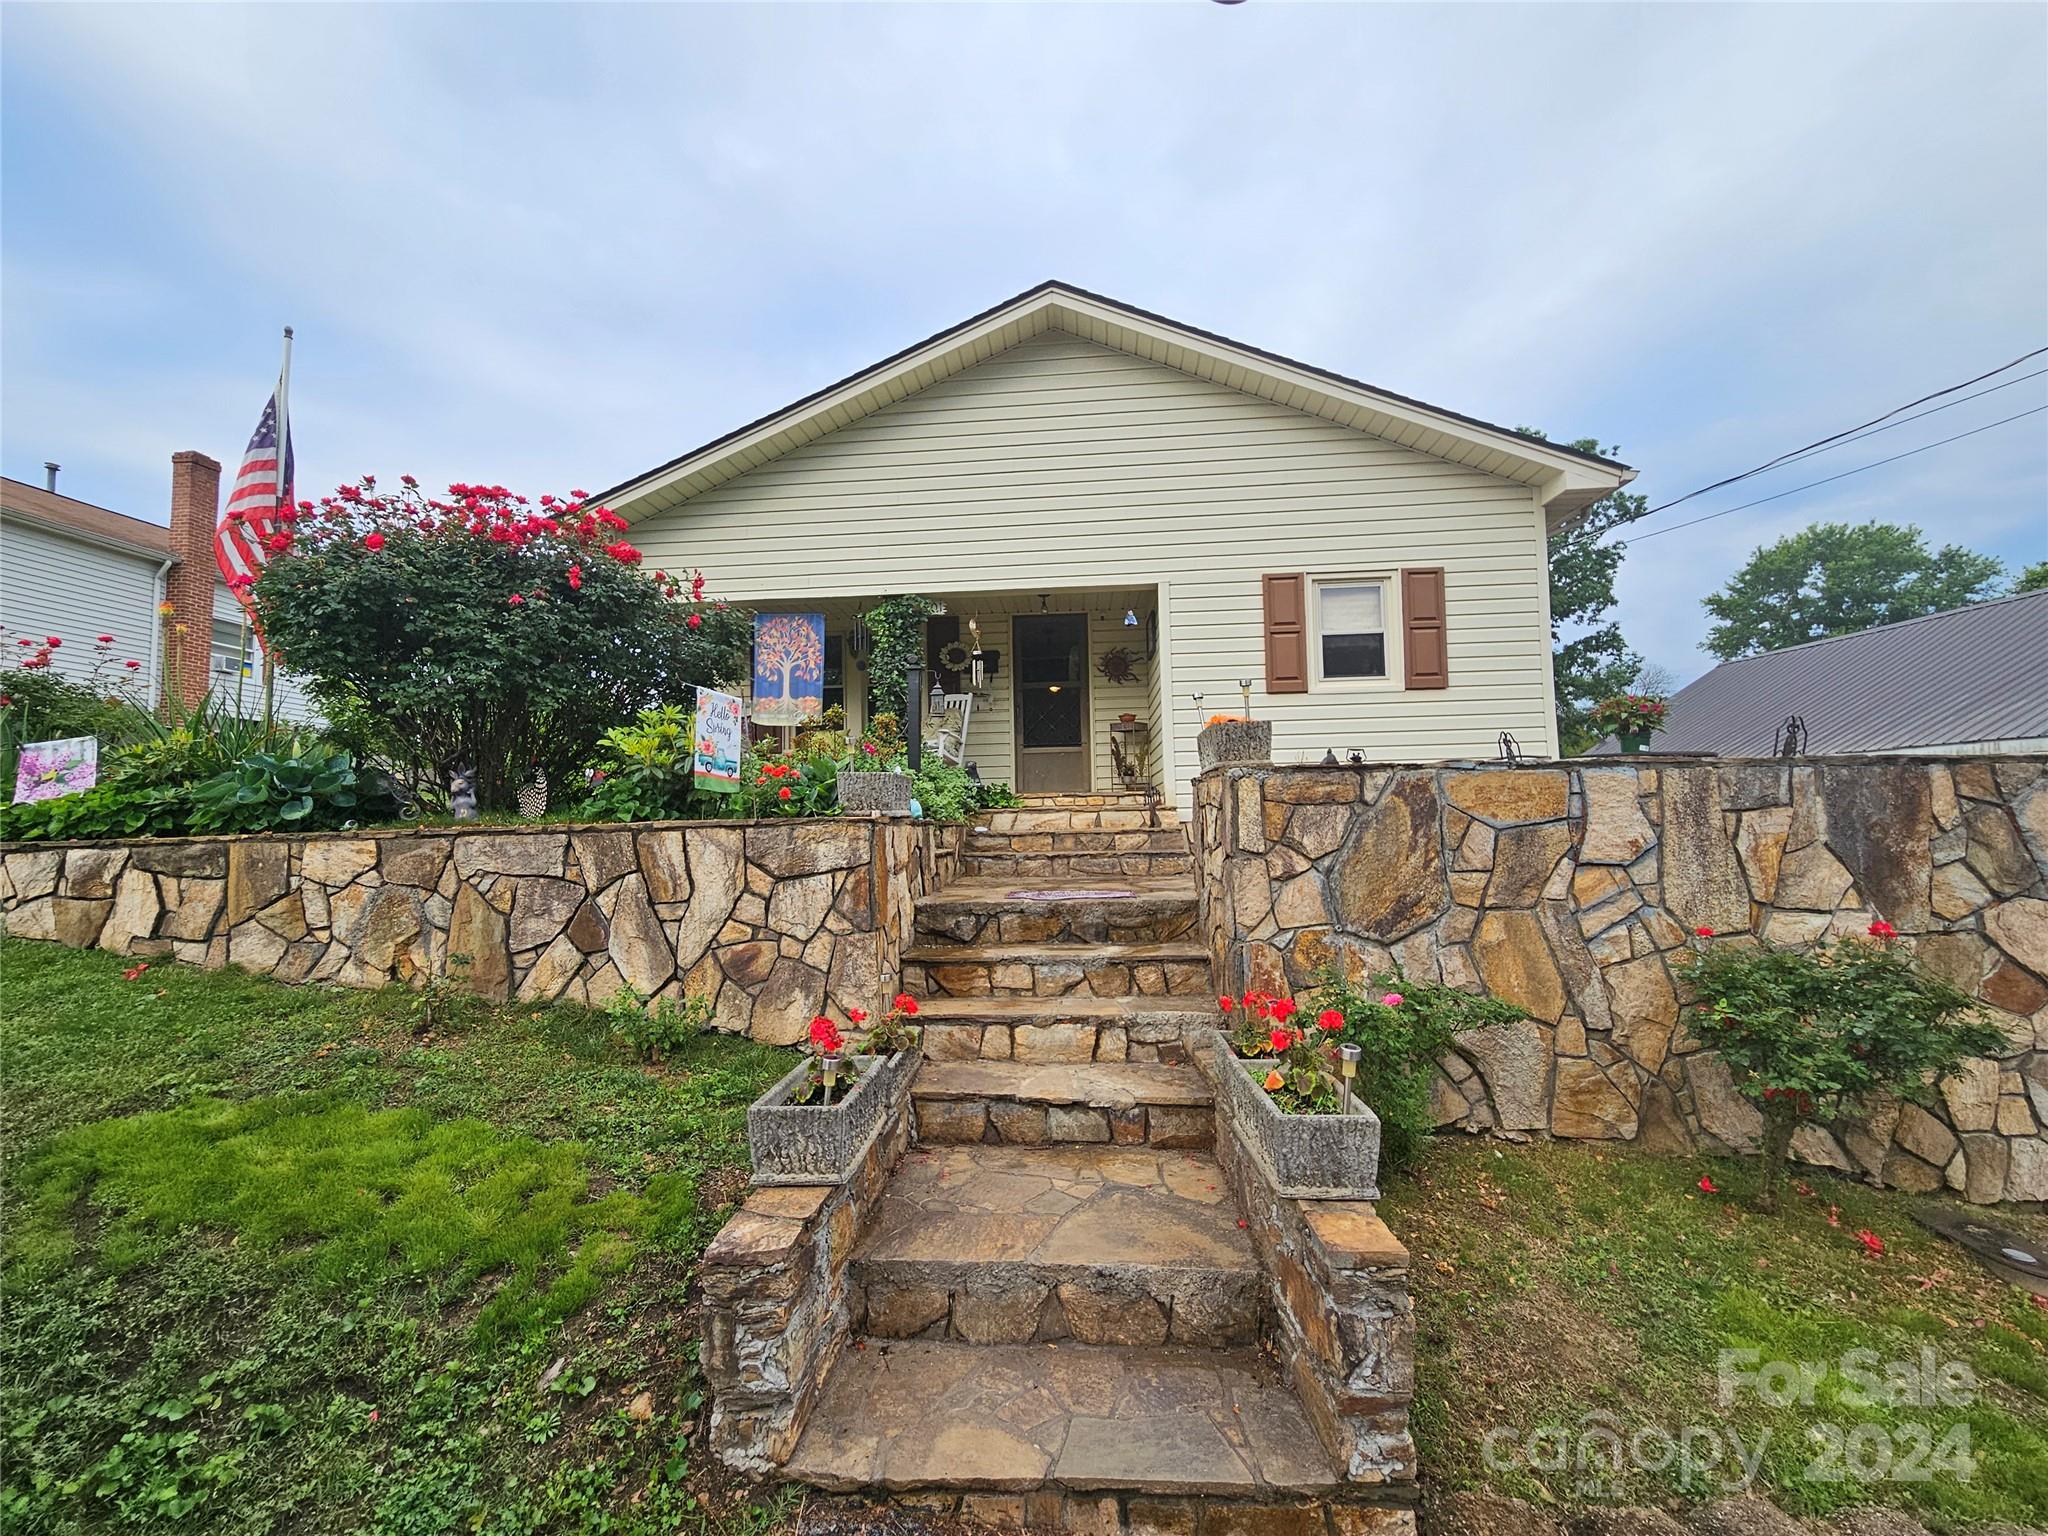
1602,589,2048,755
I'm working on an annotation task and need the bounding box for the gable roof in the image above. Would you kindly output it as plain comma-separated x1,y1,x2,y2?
0,476,170,558
594,280,1634,528
1610,589,2048,756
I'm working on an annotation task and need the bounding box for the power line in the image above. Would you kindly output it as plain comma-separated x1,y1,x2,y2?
1628,404,2048,545
1760,368,2045,473
1626,344,2048,526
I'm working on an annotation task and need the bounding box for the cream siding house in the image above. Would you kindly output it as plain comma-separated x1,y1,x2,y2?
598,283,1632,808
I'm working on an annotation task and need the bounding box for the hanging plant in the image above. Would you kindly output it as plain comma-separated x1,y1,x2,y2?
862,594,941,718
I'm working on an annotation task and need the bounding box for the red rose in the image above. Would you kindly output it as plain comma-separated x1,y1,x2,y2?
124,659,141,670
96,634,114,644
1867,919,1897,941
567,563,582,591
507,593,524,606
363,532,386,552
1697,1175,1720,1194
687,613,703,629
45,636,60,647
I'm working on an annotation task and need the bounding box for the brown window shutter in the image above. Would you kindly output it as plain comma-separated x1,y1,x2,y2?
1401,567,1448,689
1262,574,1308,694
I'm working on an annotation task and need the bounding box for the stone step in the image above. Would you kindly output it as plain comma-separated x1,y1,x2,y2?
1016,791,1159,810
967,828,1190,855
902,941,1213,1002
914,878,1198,946
783,1340,1337,1496
913,994,1214,1063
962,848,1193,880
912,1060,1213,1148
977,807,1180,836
853,1143,1261,1347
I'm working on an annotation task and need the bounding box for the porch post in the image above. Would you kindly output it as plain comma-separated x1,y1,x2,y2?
1155,579,1177,810
905,663,926,766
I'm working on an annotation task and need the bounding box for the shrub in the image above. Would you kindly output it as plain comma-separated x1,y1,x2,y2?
738,749,839,817
1311,965,1527,1172
859,596,940,720
578,706,731,823
1678,924,2006,1211
0,632,154,784
249,478,751,812
604,987,714,1062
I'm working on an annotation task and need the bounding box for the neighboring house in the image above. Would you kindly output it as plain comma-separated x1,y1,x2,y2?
596,281,1634,806
0,458,317,721
1605,588,2048,757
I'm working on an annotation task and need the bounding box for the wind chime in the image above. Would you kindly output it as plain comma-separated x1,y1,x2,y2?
967,616,987,691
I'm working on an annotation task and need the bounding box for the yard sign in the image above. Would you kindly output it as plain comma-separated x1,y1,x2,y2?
13,736,98,804
751,612,825,726
694,686,744,793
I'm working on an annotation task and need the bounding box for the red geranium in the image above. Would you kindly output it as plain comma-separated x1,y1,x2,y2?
1316,1008,1344,1032
892,993,918,1016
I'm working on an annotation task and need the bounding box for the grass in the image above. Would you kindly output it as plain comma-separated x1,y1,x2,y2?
6,939,2044,1531
0,939,794,1534
1380,1137,2048,1523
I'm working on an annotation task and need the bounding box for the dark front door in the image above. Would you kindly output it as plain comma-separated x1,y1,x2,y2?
1013,613,1089,793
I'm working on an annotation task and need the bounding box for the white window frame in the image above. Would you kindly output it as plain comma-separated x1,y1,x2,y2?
1310,574,1401,690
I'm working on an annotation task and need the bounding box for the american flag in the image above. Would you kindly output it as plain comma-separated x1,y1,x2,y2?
214,381,295,611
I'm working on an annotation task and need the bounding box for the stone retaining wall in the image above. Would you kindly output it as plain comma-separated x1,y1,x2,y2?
1193,756,2048,1204
0,818,963,1043
1194,1030,1416,1486
699,1101,911,1470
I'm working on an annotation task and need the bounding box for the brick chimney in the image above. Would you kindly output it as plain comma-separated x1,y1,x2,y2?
165,450,221,709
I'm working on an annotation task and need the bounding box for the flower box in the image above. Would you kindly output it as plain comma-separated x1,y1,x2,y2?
746,1048,921,1186
836,770,914,817
1194,1029,1381,1199
1197,719,1273,773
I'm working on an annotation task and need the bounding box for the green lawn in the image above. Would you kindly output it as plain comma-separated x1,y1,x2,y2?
5,940,2044,1532
1381,1139,2048,1524
1,939,795,1535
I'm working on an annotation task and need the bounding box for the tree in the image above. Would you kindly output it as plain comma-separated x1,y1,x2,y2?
251,478,751,811
1522,431,1651,754
2015,561,2048,595
1700,521,2006,661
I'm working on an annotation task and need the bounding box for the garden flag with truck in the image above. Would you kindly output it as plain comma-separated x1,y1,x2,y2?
694,686,744,793
214,330,296,627
751,612,825,726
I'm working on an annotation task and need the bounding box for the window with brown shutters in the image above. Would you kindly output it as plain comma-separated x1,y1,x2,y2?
1400,566,1448,689
1262,573,1308,694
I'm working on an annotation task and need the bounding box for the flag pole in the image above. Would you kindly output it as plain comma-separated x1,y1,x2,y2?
262,326,293,731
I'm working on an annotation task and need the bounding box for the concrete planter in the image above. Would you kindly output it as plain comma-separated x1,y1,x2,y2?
1197,719,1272,772
1194,1029,1381,1199
747,1048,921,1186
836,770,914,816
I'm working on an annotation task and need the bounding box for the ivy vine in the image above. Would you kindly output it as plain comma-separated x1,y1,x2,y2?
861,594,941,719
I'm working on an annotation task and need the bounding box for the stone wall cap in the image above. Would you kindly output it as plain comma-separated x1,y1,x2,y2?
701,1209,808,1266
1190,751,2047,785
1301,1202,1410,1271
741,1185,831,1222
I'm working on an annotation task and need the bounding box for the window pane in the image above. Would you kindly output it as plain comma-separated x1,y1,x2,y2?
1321,583,1383,634
1323,632,1386,679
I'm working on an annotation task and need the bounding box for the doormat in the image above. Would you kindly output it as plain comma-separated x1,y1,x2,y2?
1007,888,1135,901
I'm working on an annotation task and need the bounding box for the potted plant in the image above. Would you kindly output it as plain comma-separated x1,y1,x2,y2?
745,998,924,1186
1194,989,1382,1199
1197,713,1272,772
1590,693,1667,754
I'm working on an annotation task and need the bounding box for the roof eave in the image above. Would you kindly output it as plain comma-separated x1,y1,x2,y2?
598,280,1637,523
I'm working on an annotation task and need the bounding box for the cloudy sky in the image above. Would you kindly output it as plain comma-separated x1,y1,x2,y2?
4,2,2043,683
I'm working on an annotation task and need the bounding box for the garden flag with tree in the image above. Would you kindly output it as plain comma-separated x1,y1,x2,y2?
751,612,825,726
213,329,296,712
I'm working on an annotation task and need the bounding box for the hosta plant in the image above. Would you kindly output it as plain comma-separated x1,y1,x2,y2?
186,740,372,834
1679,922,2005,1212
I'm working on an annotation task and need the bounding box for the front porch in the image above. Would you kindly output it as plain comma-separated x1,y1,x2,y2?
747,586,1169,799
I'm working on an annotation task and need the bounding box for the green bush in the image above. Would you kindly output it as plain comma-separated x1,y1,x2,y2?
1679,924,2005,1211
578,706,732,823
186,740,380,834
1313,965,1527,1173
603,987,714,1061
